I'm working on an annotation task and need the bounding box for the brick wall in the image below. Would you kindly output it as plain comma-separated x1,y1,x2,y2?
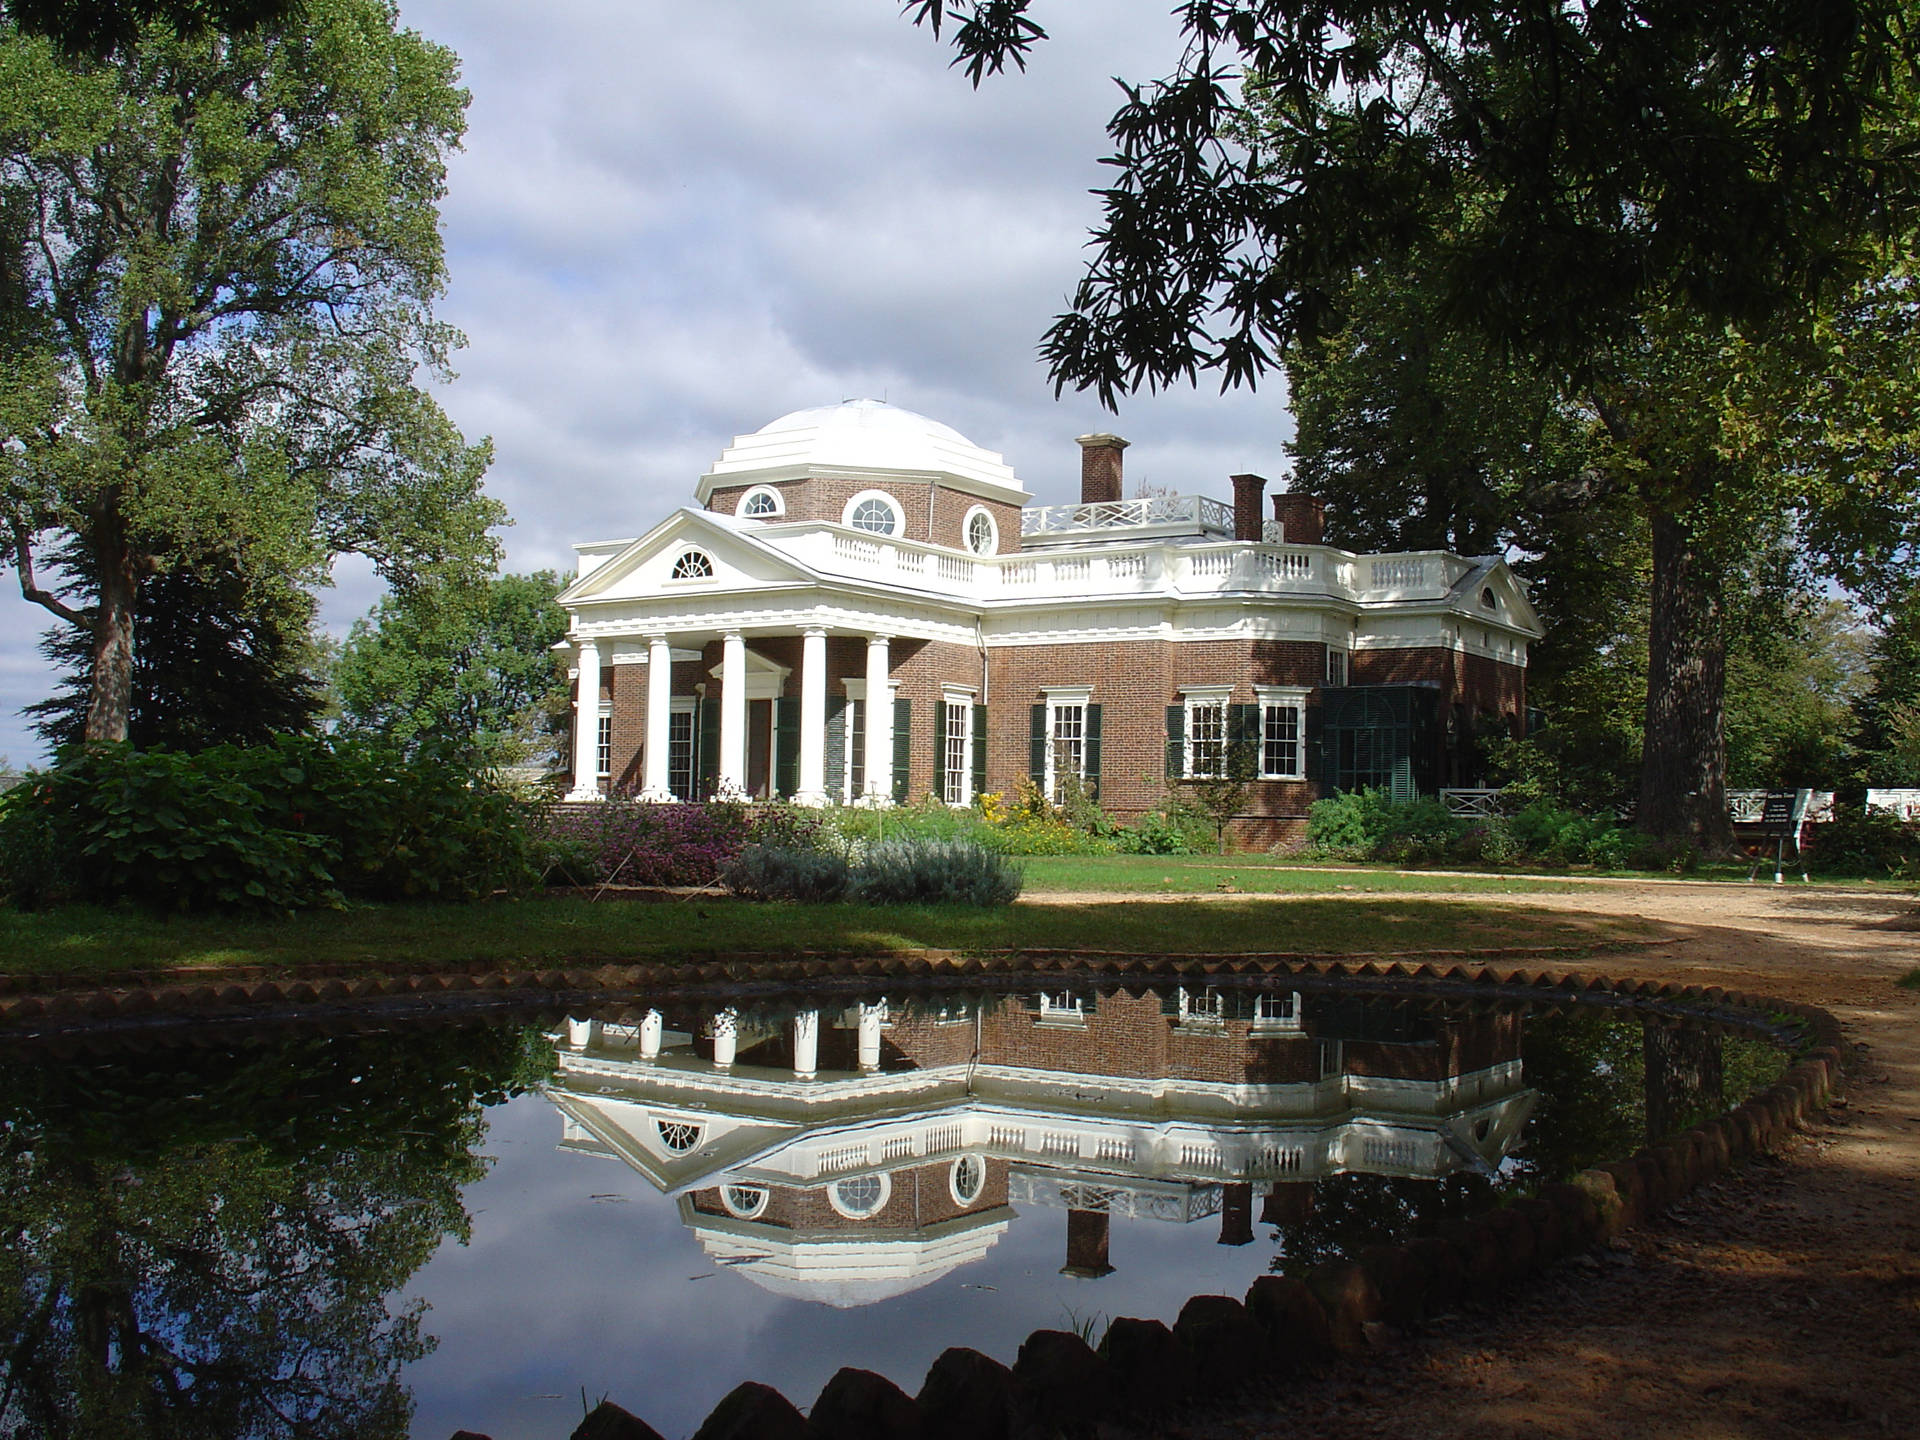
706,477,1022,555
685,1156,1012,1233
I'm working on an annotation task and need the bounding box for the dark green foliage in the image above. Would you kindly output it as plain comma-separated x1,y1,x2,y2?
0,736,542,912
28,558,325,752
5,1,295,56
1805,806,1920,879
332,572,571,766
1305,789,1642,869
0,1019,550,1438
1305,789,1464,863
848,837,1023,906
1117,795,1215,855
1851,592,1920,787
720,844,852,903
1505,802,1637,870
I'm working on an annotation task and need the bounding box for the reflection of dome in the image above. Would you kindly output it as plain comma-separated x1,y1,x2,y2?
698,400,1025,502
684,1205,1011,1309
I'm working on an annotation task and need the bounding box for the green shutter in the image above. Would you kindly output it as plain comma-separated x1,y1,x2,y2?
1084,703,1103,798
1304,702,1323,787
1029,704,1047,787
972,704,988,802
697,697,720,798
774,697,801,798
931,700,947,802
823,695,847,800
1165,704,1186,780
892,697,912,804
1230,702,1260,779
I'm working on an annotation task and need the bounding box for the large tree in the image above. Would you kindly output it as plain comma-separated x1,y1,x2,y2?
332,571,570,767
912,1,1920,842
0,0,499,746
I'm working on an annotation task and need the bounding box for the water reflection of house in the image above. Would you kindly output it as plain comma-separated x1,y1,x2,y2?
546,989,1532,1306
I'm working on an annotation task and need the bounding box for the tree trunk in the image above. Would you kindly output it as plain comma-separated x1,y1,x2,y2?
1638,509,1734,848
83,522,137,744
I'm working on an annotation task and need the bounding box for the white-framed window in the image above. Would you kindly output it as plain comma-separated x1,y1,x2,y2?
1253,991,1303,1032
942,687,975,806
721,1184,770,1219
1036,990,1087,1026
668,697,697,800
962,505,998,555
596,702,613,778
737,485,783,519
1255,686,1308,780
828,1173,892,1219
1325,647,1349,688
1182,686,1232,779
669,548,715,580
1042,686,1091,802
655,1118,703,1154
843,490,902,536
1176,985,1226,1026
950,1155,986,1207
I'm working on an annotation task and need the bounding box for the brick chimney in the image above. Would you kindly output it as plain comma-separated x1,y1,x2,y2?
1271,489,1326,546
1230,473,1267,541
1075,433,1128,504
1061,1208,1115,1278
1218,1183,1254,1246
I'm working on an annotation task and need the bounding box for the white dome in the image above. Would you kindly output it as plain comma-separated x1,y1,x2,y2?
697,399,1027,504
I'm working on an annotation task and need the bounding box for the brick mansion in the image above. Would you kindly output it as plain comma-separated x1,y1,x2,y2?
558,401,1542,845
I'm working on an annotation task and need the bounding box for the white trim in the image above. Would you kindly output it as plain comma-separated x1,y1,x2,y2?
949,1155,987,1207
736,485,785,519
1041,689,1093,801
1254,686,1309,781
1181,686,1233,780
940,691,975,806
962,504,999,555
828,1172,893,1220
843,489,904,536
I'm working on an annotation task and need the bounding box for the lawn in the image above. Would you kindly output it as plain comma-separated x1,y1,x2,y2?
0,891,1655,982
1018,855,1588,895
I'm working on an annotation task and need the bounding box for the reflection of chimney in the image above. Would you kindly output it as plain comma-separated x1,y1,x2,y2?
1218,1183,1254,1246
1061,1209,1115,1278
1231,474,1267,541
1261,1182,1314,1227
1076,434,1129,503
1271,489,1326,546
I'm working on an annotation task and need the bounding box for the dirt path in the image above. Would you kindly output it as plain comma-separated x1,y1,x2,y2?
1140,881,1920,1440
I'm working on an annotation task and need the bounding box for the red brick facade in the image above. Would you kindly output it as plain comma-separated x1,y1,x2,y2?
705,478,1021,555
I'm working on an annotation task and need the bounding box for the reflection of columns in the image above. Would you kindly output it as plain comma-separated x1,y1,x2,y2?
711,1008,738,1070
796,628,829,806
857,1002,886,1072
567,638,603,801
1062,1209,1115,1278
641,635,674,800
719,631,748,798
638,1009,663,1061
863,634,891,803
793,1009,820,1079
1219,1183,1254,1245
565,1017,601,1051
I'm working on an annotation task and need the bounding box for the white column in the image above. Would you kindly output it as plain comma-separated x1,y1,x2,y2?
719,631,748,799
857,1001,886,1072
641,634,674,801
565,1018,601,1051
793,1010,820,1079
796,628,830,806
863,634,892,805
712,1008,739,1070
567,637,604,802
638,1009,663,1061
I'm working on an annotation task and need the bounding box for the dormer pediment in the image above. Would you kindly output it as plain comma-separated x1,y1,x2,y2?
1450,558,1543,637
560,509,814,605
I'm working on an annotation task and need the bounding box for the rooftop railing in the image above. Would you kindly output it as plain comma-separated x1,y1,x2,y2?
1020,493,1235,538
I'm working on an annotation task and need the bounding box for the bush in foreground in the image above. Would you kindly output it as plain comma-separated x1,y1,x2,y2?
720,844,852,902
849,838,1023,906
0,737,542,912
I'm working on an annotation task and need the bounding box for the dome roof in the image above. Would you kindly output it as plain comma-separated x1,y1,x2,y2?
697,399,1027,504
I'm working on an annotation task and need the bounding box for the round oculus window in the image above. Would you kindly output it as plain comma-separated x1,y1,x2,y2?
966,510,996,554
829,1173,891,1218
721,1184,770,1219
850,497,898,535
950,1154,986,1207
740,488,780,518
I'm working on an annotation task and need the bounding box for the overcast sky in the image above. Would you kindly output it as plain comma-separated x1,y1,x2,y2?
0,0,1296,766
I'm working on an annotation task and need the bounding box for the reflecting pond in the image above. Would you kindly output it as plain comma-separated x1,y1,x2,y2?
0,979,1789,1439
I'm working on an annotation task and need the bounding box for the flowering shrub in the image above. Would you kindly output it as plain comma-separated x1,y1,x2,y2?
979,781,1110,856
542,800,751,887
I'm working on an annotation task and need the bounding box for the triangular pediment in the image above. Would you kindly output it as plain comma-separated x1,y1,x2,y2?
1452,558,1543,637
560,508,816,605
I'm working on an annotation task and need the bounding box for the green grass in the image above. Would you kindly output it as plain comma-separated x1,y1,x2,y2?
1899,967,1920,990
0,893,1654,982
1019,855,1586,895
